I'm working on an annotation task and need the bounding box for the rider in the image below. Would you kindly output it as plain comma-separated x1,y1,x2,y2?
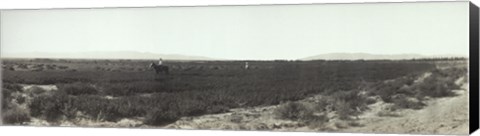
159,58,163,65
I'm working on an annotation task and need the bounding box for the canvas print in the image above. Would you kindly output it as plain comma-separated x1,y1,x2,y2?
0,1,473,135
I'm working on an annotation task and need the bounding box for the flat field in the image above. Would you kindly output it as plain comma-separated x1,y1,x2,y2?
0,58,469,134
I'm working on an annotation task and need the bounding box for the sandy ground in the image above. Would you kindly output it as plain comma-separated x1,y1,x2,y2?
165,102,317,131
163,89,468,134
165,77,470,135
342,84,469,135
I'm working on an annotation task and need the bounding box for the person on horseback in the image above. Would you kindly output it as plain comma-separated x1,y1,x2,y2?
150,58,169,75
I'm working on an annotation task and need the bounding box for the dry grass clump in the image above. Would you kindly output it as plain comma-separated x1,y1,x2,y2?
29,92,79,122
57,82,98,95
390,94,425,110
274,101,329,128
414,73,460,98
274,102,314,121
330,91,370,120
143,109,180,126
370,67,466,111
28,86,47,96
2,107,31,124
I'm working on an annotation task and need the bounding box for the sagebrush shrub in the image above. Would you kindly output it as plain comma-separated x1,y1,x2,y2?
2,107,31,124
205,105,229,114
177,99,207,116
43,100,63,122
3,83,22,92
97,105,123,122
332,91,369,111
143,109,180,126
314,98,331,112
415,74,457,98
60,97,78,120
372,79,413,103
29,92,78,122
101,85,130,96
2,88,13,109
330,91,370,120
390,94,425,110
15,95,26,104
335,100,354,120
29,86,47,96
29,95,50,117
274,102,313,121
304,112,329,129
58,82,98,95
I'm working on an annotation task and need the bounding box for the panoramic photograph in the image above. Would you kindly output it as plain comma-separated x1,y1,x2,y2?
0,1,470,135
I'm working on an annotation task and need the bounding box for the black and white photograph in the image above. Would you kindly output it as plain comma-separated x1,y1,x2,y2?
0,1,474,135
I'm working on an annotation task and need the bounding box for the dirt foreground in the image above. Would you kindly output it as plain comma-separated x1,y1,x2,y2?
166,83,469,135
342,84,469,135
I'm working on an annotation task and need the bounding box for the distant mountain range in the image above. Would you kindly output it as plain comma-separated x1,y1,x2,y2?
300,53,467,60
2,51,217,60
2,51,467,60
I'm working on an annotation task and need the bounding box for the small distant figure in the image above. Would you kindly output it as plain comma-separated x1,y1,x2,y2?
150,62,169,74
158,58,163,65
244,62,249,69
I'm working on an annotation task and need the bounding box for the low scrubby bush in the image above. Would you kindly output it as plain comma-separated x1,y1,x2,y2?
177,99,208,116
334,100,355,120
370,67,465,111
29,92,77,122
305,114,329,128
2,88,13,109
15,95,26,104
390,94,425,110
313,98,331,112
143,108,180,126
330,91,369,120
3,83,22,92
101,85,130,96
371,76,417,103
58,82,98,95
29,86,47,96
274,102,314,121
415,74,458,98
2,107,31,124
29,94,62,122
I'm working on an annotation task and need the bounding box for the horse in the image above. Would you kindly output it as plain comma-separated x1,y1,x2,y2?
149,62,169,74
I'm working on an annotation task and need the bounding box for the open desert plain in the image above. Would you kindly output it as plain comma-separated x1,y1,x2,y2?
0,2,471,135
1,57,469,135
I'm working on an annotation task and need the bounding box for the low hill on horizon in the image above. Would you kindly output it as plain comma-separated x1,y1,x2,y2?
300,53,467,60
2,51,467,61
2,51,217,60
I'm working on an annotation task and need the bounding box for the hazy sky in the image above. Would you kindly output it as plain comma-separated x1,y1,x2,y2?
0,2,469,60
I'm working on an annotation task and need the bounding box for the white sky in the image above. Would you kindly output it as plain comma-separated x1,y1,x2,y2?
0,2,469,60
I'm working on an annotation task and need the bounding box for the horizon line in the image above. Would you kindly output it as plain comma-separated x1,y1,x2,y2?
1,51,469,60
0,56,469,61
